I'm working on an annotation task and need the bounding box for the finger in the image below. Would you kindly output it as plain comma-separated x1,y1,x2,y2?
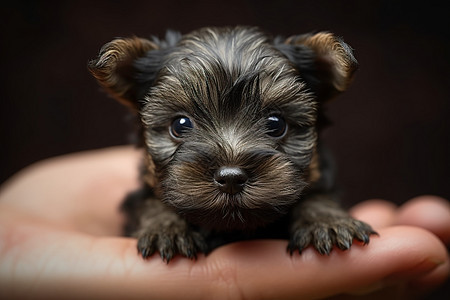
211,227,448,299
394,195,450,245
1,222,447,299
349,199,397,229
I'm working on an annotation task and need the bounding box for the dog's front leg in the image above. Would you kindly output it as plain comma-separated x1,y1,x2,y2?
288,194,376,255
122,188,208,262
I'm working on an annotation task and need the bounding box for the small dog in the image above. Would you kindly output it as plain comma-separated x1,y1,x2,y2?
89,26,376,262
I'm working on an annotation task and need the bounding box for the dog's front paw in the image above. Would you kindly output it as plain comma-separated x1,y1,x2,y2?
136,224,208,263
288,217,377,255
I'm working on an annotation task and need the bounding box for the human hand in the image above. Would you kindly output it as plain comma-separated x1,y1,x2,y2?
0,146,448,299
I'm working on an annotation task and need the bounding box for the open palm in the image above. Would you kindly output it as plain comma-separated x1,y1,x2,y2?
0,146,448,299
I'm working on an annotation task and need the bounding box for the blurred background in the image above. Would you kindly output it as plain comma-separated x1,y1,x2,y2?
1,0,449,297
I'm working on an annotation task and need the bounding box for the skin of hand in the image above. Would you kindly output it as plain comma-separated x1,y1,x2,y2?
0,146,448,299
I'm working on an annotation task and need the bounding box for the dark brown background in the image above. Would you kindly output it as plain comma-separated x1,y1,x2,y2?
1,0,449,298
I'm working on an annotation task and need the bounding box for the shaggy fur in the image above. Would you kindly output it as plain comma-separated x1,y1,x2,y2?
89,26,375,262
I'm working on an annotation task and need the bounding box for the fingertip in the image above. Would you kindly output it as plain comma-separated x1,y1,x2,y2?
395,195,450,244
349,199,397,229
340,226,449,297
408,256,450,294
376,226,449,287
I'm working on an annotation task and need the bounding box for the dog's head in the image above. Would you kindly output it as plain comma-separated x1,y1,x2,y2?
89,26,357,230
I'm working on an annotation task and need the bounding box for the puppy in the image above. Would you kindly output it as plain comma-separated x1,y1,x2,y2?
89,26,376,262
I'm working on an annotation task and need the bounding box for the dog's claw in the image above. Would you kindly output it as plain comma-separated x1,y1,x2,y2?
288,217,376,255
136,227,207,262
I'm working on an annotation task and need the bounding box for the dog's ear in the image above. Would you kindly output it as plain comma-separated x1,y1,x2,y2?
88,37,160,109
276,32,358,101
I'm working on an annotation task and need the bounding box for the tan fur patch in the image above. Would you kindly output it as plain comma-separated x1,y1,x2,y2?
307,149,321,183
287,32,358,93
88,37,158,108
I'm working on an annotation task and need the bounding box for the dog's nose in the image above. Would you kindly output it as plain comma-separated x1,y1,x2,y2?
214,167,248,194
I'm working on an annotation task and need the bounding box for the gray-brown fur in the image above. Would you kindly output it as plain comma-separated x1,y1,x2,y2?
89,26,375,262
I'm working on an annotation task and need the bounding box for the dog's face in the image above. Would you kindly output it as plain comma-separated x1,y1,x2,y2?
89,27,357,230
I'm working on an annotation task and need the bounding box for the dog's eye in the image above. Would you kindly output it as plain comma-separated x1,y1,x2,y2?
266,115,287,138
170,117,193,138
